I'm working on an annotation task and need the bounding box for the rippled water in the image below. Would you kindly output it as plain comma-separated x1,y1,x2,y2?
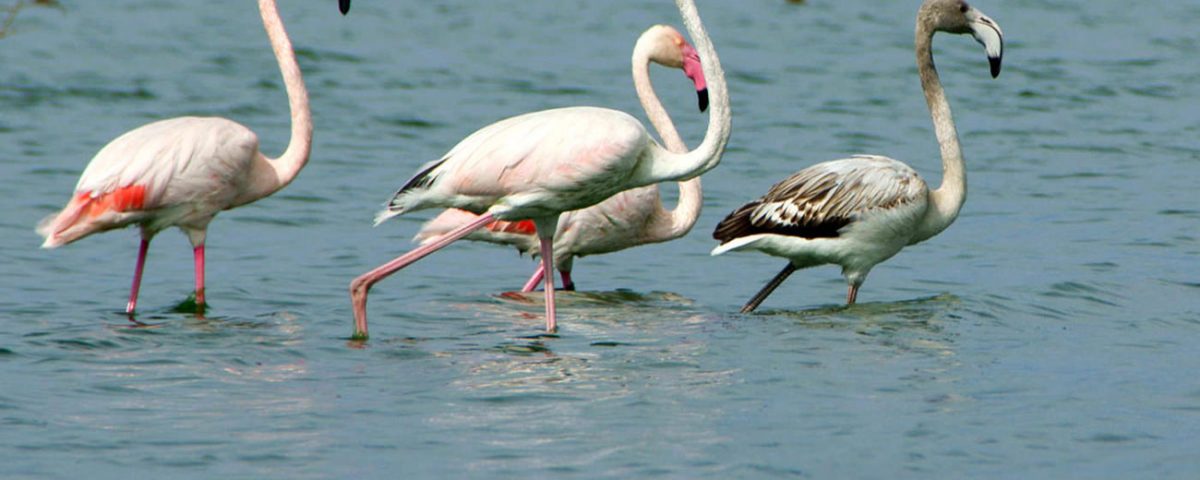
2,0,1198,478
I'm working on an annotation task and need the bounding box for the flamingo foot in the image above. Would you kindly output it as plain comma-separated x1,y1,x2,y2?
171,292,207,314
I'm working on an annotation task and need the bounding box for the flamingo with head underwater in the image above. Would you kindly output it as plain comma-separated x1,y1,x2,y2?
36,0,335,314
349,0,731,340
711,0,1004,312
413,23,707,293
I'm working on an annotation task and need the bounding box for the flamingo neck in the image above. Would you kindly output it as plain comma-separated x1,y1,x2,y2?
632,38,703,240
632,0,730,185
239,0,312,205
912,22,966,242
652,176,703,239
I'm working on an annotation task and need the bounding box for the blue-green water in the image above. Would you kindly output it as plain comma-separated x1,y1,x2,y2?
2,0,1198,478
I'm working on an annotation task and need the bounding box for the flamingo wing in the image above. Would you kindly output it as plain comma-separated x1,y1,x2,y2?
713,155,927,243
38,117,259,247
377,106,651,223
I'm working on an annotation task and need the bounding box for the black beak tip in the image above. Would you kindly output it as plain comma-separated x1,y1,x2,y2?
989,56,1002,78
339,0,351,15
697,88,709,112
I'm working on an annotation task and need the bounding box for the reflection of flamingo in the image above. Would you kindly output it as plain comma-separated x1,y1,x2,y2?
414,24,707,293
36,0,317,314
350,0,730,339
712,0,1003,312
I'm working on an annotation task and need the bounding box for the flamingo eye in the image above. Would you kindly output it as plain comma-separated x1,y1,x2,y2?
960,2,969,13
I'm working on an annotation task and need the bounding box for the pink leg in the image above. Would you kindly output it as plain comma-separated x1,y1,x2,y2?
350,213,496,340
520,264,546,293
847,284,859,305
537,232,557,333
193,244,206,308
559,270,575,291
126,237,151,314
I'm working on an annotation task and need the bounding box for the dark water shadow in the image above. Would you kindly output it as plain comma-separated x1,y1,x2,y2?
750,293,964,356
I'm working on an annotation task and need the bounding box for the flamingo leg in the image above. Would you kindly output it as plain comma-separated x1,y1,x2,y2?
740,263,797,313
846,283,859,305
349,213,497,340
193,244,206,309
126,237,151,314
559,270,575,291
520,264,546,293
532,217,559,333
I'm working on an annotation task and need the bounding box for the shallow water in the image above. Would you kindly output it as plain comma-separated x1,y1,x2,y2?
2,0,1198,478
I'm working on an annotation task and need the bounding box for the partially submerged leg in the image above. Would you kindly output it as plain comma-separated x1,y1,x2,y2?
520,264,546,293
559,270,575,291
740,263,797,313
184,228,209,313
532,217,559,333
126,236,151,314
846,283,859,305
193,244,206,309
349,213,496,340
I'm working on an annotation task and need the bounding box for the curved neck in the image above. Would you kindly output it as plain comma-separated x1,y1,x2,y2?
247,0,312,200
632,44,702,239
632,0,730,185
913,20,966,241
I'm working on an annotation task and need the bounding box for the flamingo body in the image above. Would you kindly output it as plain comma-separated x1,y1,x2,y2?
39,117,260,248
415,183,668,285
712,155,928,291
378,107,652,223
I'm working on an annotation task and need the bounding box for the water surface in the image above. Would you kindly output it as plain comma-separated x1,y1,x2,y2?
1,0,1198,478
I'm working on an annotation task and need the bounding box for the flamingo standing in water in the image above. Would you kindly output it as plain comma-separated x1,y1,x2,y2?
36,0,327,314
414,24,707,293
350,0,730,339
712,0,1003,312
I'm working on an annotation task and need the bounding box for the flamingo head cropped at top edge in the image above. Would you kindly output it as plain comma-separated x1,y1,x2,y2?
920,0,1004,78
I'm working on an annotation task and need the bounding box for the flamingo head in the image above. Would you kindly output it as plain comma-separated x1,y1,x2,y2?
640,24,709,112
921,0,1004,78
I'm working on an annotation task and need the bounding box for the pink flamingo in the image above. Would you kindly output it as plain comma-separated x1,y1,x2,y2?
36,0,321,314
350,0,730,339
413,24,706,293
712,0,1003,312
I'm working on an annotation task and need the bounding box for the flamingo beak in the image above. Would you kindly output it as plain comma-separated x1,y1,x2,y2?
966,7,1004,78
681,43,709,112
339,0,351,15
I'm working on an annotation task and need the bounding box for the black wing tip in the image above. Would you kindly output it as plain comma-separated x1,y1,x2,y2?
339,0,351,15
712,204,756,242
988,56,1002,78
697,88,709,112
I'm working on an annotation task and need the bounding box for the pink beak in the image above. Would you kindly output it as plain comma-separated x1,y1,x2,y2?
681,44,708,112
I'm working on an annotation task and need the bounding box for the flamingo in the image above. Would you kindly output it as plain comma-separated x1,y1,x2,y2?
711,0,1003,312
36,0,326,314
349,0,730,339
413,24,707,293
